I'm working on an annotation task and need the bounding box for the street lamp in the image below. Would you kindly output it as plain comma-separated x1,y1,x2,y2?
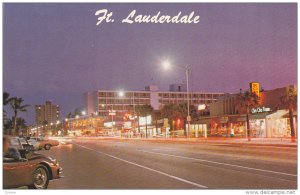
162,59,171,70
118,90,124,97
64,118,68,136
161,60,191,139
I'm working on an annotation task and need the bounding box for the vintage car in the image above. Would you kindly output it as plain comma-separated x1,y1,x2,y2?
3,136,63,189
19,136,41,151
29,137,59,150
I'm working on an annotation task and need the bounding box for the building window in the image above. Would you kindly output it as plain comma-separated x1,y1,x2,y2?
99,92,105,97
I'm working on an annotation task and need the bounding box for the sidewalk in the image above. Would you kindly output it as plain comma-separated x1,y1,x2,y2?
130,137,298,147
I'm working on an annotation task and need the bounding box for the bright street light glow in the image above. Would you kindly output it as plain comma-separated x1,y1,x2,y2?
118,91,124,97
162,60,171,70
81,111,86,115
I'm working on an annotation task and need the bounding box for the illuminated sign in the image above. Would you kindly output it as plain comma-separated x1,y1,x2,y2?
109,110,116,116
250,82,260,97
139,115,152,126
251,107,271,114
104,122,116,127
198,104,206,111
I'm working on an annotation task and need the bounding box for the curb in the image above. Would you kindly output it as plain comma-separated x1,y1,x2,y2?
129,139,297,148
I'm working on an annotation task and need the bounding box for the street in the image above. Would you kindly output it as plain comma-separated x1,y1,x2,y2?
39,138,297,189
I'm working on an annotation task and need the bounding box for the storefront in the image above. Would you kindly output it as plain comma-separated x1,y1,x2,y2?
249,113,269,138
195,115,247,137
266,110,296,137
195,109,296,138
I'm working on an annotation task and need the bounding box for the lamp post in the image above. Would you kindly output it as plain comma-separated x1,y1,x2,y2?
56,120,60,136
185,64,191,139
64,118,68,136
162,60,191,139
132,91,136,137
50,122,53,135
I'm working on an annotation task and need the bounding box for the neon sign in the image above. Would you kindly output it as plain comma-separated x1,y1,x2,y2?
251,107,271,114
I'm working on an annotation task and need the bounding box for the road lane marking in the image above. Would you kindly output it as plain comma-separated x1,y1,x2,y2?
73,143,208,188
139,150,297,178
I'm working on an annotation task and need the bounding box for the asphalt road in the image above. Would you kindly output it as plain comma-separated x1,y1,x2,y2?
39,138,297,189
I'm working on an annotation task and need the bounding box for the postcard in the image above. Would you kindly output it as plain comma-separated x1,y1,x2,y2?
2,2,297,193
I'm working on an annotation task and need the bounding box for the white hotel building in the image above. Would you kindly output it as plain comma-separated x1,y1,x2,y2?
85,84,224,117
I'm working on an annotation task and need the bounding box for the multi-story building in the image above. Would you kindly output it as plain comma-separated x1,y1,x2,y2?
35,101,60,126
85,85,224,117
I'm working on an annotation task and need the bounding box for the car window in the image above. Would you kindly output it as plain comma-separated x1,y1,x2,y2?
10,139,19,146
18,138,27,144
9,138,21,148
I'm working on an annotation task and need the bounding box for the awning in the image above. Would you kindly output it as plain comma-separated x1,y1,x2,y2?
282,110,297,118
266,110,288,119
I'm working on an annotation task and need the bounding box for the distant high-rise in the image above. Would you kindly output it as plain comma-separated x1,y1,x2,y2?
35,101,60,126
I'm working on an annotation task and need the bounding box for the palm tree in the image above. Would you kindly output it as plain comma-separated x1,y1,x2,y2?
14,117,27,136
236,91,260,141
161,103,198,137
3,92,12,121
135,105,154,138
3,92,12,106
3,92,13,134
280,86,297,142
9,97,30,136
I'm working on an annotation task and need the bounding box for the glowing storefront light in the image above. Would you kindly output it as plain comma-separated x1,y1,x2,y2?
139,115,152,126
104,122,116,128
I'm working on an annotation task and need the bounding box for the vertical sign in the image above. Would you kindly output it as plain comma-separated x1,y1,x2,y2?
250,82,260,97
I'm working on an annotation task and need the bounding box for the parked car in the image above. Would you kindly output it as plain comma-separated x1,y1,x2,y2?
29,137,59,150
26,137,42,150
50,136,72,145
3,136,63,189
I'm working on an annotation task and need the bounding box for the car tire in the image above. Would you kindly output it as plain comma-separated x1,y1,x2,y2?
44,144,51,150
28,164,49,189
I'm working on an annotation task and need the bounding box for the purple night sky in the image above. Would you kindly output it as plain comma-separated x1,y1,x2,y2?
3,3,297,125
